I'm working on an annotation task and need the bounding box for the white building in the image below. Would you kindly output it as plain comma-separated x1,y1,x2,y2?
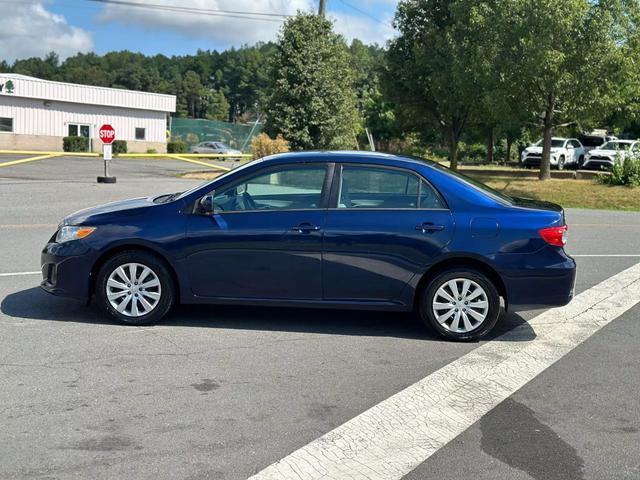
0,74,176,153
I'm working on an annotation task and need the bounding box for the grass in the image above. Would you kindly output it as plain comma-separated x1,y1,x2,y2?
471,174,640,211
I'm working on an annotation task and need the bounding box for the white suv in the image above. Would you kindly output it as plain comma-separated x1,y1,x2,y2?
521,137,584,169
582,140,639,170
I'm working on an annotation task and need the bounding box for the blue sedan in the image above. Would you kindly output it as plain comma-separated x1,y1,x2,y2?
41,152,576,341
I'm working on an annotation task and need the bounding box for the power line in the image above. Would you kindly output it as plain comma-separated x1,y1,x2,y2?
338,0,391,27
84,0,291,22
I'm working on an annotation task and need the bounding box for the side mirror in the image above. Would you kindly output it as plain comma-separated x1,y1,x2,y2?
567,144,574,149
199,192,216,215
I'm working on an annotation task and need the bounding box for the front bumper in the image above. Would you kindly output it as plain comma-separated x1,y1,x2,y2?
522,155,558,167
41,240,99,301
582,157,614,170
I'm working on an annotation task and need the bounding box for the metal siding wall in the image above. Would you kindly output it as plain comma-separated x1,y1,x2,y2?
0,75,176,112
0,96,166,142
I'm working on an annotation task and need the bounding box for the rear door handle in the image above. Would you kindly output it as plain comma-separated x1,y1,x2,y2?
292,222,321,233
416,222,445,233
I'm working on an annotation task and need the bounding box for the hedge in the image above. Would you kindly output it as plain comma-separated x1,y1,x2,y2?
63,136,89,152
167,140,187,153
112,140,127,154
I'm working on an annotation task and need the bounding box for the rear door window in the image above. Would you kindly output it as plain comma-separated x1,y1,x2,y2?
337,165,445,209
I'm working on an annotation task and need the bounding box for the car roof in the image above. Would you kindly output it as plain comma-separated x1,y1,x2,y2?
258,150,437,169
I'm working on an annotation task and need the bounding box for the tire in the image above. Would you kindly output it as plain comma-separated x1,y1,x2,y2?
578,155,584,169
557,155,565,170
95,251,175,326
419,268,501,341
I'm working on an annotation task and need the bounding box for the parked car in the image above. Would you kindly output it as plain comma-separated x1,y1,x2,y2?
521,137,584,169
582,140,639,170
190,141,241,157
578,133,618,158
41,152,576,341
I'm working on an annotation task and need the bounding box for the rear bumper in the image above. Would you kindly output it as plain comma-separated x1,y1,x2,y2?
497,248,576,310
40,241,98,301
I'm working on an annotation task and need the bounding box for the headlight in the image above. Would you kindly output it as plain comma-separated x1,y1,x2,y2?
56,226,96,243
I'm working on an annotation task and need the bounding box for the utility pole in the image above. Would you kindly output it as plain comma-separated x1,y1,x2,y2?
318,0,326,17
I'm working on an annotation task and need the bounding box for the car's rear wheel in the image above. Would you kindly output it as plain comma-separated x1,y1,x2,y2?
419,268,500,341
95,251,174,326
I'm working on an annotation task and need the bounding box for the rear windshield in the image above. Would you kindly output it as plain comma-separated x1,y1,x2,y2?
579,136,605,147
430,162,514,205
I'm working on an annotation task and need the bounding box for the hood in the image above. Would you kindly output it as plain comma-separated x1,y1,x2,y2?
525,146,561,154
63,196,156,225
588,148,621,157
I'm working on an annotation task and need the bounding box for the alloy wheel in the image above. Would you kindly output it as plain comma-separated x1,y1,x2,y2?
106,262,162,317
432,278,489,333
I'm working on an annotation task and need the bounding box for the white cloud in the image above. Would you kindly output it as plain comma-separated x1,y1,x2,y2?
97,0,313,46
329,11,396,46
0,2,93,62
96,0,395,47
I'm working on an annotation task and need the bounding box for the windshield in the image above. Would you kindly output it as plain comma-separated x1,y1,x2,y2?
535,139,565,148
601,141,632,151
430,162,514,205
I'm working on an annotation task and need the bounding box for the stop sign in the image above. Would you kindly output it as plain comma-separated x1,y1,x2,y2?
99,124,116,144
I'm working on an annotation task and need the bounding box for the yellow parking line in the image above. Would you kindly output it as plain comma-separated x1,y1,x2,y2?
169,155,232,171
0,150,99,157
0,154,58,168
0,223,57,229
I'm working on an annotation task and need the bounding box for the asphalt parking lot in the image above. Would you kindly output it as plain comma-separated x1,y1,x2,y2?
1,156,639,480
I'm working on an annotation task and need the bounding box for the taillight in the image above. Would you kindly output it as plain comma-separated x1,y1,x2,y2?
539,225,567,247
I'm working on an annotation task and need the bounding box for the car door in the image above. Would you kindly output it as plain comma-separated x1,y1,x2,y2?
322,164,454,303
185,163,330,300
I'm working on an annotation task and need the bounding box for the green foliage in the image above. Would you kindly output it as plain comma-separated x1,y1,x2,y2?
488,0,640,179
265,13,359,150
167,140,187,153
146,148,157,154
112,140,127,154
597,155,640,187
384,0,494,169
202,89,230,121
62,136,88,152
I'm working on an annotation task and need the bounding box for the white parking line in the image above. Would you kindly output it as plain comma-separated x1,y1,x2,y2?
572,254,640,257
0,271,40,277
249,262,640,480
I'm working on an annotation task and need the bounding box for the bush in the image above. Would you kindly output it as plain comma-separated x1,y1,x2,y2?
146,148,157,154
112,140,127,154
63,136,89,152
251,133,290,159
460,143,488,163
597,154,640,187
167,140,187,153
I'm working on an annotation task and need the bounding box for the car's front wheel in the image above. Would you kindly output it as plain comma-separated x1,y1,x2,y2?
419,268,501,341
95,251,174,326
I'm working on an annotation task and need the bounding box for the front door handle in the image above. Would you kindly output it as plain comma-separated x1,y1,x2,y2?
291,222,321,233
416,222,445,233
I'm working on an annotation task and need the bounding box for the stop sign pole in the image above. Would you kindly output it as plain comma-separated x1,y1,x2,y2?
97,124,116,184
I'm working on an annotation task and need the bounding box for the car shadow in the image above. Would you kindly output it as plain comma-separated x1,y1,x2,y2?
1,287,536,342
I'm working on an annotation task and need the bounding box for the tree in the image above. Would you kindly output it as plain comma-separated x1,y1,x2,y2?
491,0,640,179
182,70,203,118
201,88,230,121
265,13,359,150
384,0,493,170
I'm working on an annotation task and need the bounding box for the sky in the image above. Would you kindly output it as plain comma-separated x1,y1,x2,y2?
0,0,398,63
